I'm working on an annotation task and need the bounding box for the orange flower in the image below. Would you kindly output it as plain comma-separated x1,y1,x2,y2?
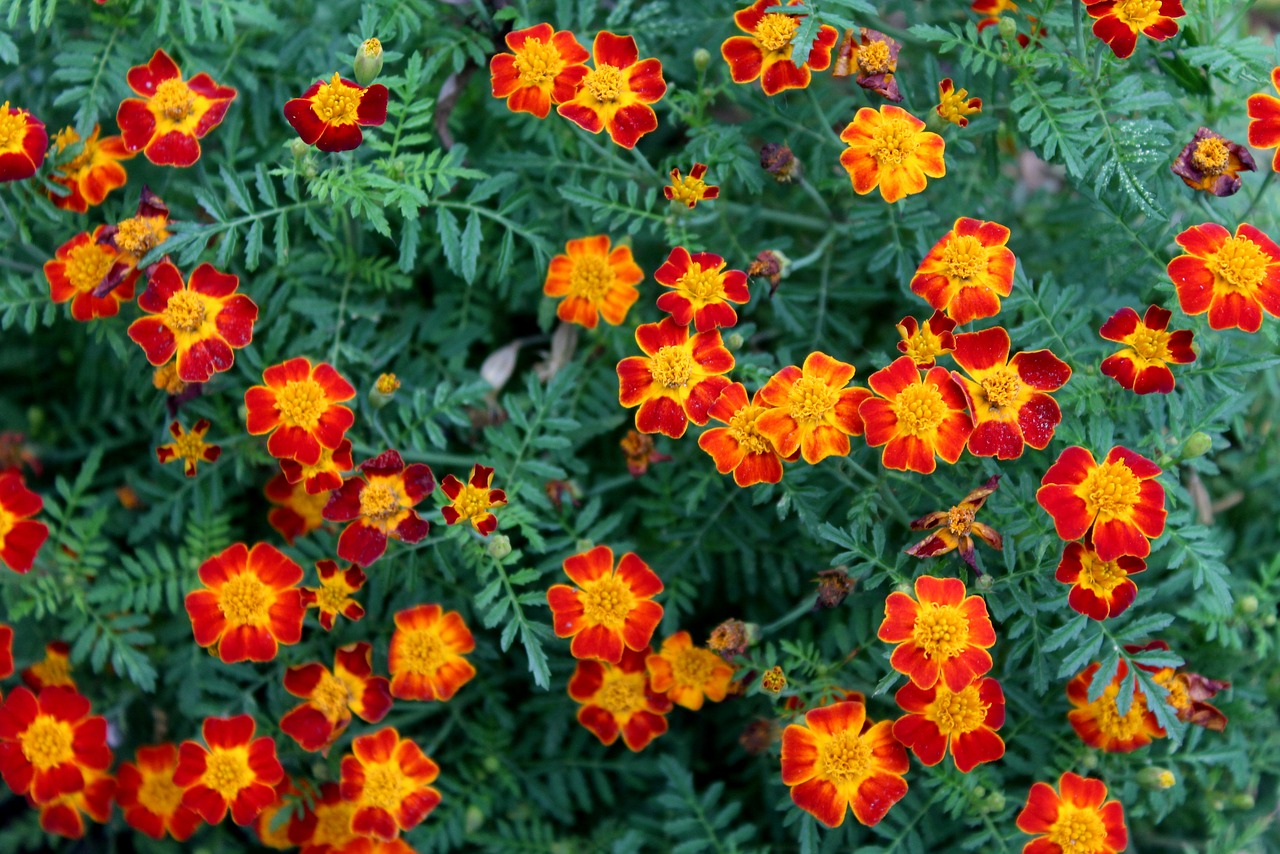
569,646,672,751
1099,305,1195,394
0,101,47,181
1083,0,1184,60
1016,771,1128,854
184,542,308,663
1066,660,1164,753
542,235,643,329
322,450,435,568
547,545,664,663
284,73,389,152
44,227,138,322
893,677,1005,772
780,700,909,828
1166,222,1280,333
288,781,354,852
936,78,981,127
910,217,1016,324
895,310,956,368
22,641,75,690
155,419,221,477
116,743,202,841
174,714,284,825
646,631,734,710
839,105,945,203
264,473,331,545
96,188,171,297
339,727,441,841
0,686,112,804
0,469,49,574
557,32,666,149
754,351,870,465
861,356,972,474
1247,68,1280,171
877,575,996,692
47,125,133,212
489,23,589,119
244,357,357,465
388,604,476,702
664,163,719,208
654,246,749,332
616,318,734,439
305,559,367,631
720,0,839,96
116,48,237,166
440,464,507,535
281,642,393,753
1036,446,1167,561
278,437,354,495
1055,542,1145,621
905,476,1003,569
698,382,789,487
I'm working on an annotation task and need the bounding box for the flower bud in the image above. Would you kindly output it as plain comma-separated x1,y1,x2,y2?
464,804,485,833
760,142,800,182
976,573,993,590
1264,613,1278,627
369,372,400,409
997,15,1018,41
747,249,791,296
708,619,759,659
725,332,745,350
814,567,854,609
1081,752,1099,770
982,791,1005,813
289,138,309,160
486,534,512,560
761,666,786,694
1182,431,1212,459
1239,594,1259,615
692,47,711,71
1231,793,1255,810
1138,767,1177,790
354,37,384,86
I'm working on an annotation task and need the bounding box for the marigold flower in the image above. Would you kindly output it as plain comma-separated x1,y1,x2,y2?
911,217,1016,325
0,102,46,182
322,450,434,568
542,235,643,329
1016,771,1128,854
654,246,749,332
31,767,113,839
664,162,719,208
1055,542,1145,621
489,23,589,119
0,687,111,804
781,700,909,828
896,310,956,368
0,624,11,681
839,105,945,203
174,714,284,825
646,631,734,711
1099,305,1195,394
620,429,671,476
547,545,663,663
278,437,354,496
265,474,330,545
184,542,308,663
287,781,349,851
906,476,1003,570
0,469,49,574
116,743,201,841
1247,68,1280,171
304,559,366,631
388,604,476,702
116,48,236,166
569,646,672,751
721,0,839,96
845,28,902,101
1131,641,1230,732
557,32,666,149
47,125,133,212
1083,0,1184,60
44,227,138,322
861,356,972,474
244,357,357,466
937,78,982,127
698,382,789,487
95,188,171,297
1067,659,1165,752
440,464,507,535
1171,127,1255,196
893,676,1005,772
155,419,220,477
877,575,996,692
281,642,393,753
1166,222,1280,333
1036,445,1167,561
617,318,734,439
707,618,755,659
339,727,441,841
22,642,75,691
761,665,787,694
284,73,389,152
254,777,303,849
754,351,870,465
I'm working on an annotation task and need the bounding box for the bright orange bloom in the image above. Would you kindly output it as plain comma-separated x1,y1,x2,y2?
264,473,331,544
1099,305,1195,394
861,356,972,474
184,542,308,663
664,163,719,208
654,246,749,332
284,73,388,152
278,437,354,495
116,48,237,166
754,352,870,465
905,476,1003,570
877,575,996,692
44,227,138,322
281,642,393,753
0,686,111,804
1036,446,1167,561
96,188,171,297
0,624,11,681
1067,660,1164,752
698,382,789,487
244,357,357,465
721,0,839,96
47,125,133,212
839,105,945,203
440,464,507,535
1055,542,1145,621
0,101,45,182
22,641,75,691
646,631,734,710
780,700,909,828
557,32,666,149
542,235,643,329
1247,68,1280,171
1083,0,1184,60
174,714,284,825
1166,222,1280,333
896,310,956,368
305,559,367,631
1016,771,1128,854
116,743,201,841
388,604,476,702
911,217,1016,325
489,24,589,119
893,676,1004,772
339,727,441,841
322,450,435,568
155,419,221,477
936,78,981,127
617,318,734,439
30,767,113,839
569,646,672,751
547,545,663,663
0,469,49,574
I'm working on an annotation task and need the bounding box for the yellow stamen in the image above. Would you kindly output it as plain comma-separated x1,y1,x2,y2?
568,255,615,301
1113,0,1163,29
929,683,988,735
948,505,975,537
727,406,772,455
941,235,987,281
398,628,449,674
1077,552,1129,596
310,671,352,718
650,345,694,389
1127,326,1172,363
115,216,167,258
594,670,647,717
670,646,715,686
787,376,838,424
1191,137,1230,175
163,291,208,333
858,40,892,75
819,731,871,784
152,78,196,122
979,367,1021,409
869,118,919,167
358,482,402,520
138,771,184,814
1046,804,1109,851
219,573,271,626
582,65,624,103
911,603,970,660
891,382,948,436
1208,237,1268,293
579,575,635,628
19,716,75,770
755,13,799,53
514,37,564,88
311,73,362,126
450,485,492,521
1077,461,1141,522
0,103,27,151
202,749,253,799
676,266,723,304
63,243,115,294
274,379,328,429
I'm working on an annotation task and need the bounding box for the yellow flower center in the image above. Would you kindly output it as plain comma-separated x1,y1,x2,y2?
911,603,970,660
310,671,352,718
869,118,919,167
677,266,723,303
1078,460,1141,522
579,576,635,629
819,731,871,784
1113,0,1163,29
451,484,491,520
858,40,892,75
568,255,615,302
163,290,207,333
29,654,73,688
375,372,400,394
153,364,186,394
399,628,449,674
219,572,272,626
1128,326,1171,362
171,429,208,463
755,13,799,53
1208,236,1268,293
275,379,328,429
669,175,710,206
315,581,353,614
63,243,114,294
786,375,838,424
115,216,166,258
1153,670,1190,710
514,37,563,88
891,382,948,437
929,683,988,736
202,749,253,799
671,647,715,686
941,235,986,282
1191,137,1229,175
650,345,694,389
152,78,196,121
980,367,1021,409
312,800,358,846
594,671,647,717
948,505,975,537
901,330,945,364
138,771,184,814
359,482,401,520
312,73,362,126
1046,804,1108,852
1077,552,1129,595
360,38,382,59
19,716,75,770
57,129,97,173
582,64,625,103
728,406,772,455
0,103,28,150
1092,686,1150,742
360,763,410,810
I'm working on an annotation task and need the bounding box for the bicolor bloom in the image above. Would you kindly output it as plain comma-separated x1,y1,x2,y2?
22,642,74,691
839,105,945,203
0,469,48,574
339,727,441,841
95,188,171,297
1016,771,1128,854
440,464,507,535
617,318,733,439
645,631,734,711
264,474,330,544
284,73,389,152
31,767,114,840
1166,222,1280,333
654,247,749,332
1099,305,1194,394
1055,542,1146,621
184,542,308,663
47,125,133,212
305,559,367,631
911,217,1016,325
244,358,357,466
542,235,643,329
721,0,839,96
1036,446,1167,561
1247,67,1280,171
278,437,354,495
905,476,1003,570
556,32,666,149
489,23,589,119
116,48,237,166
843,28,902,101
1066,660,1165,752
174,715,284,826
893,677,1005,773
698,382,789,487
754,352,870,465
0,687,111,804
950,326,1070,459
116,743,201,841
44,227,138,322
287,781,354,852
664,163,719,208
547,545,663,663
281,642,393,753
937,79,982,127
155,419,220,477
0,101,46,181
1083,0,1185,60
322,450,434,567
1171,127,1255,196
254,778,303,849
861,356,972,474
569,646,672,751
388,604,476,702
896,310,956,367
877,575,996,692
780,700,909,828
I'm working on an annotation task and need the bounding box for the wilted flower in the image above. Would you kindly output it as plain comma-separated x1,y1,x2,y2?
906,476,1002,569
760,142,799,182
1171,127,1255,196
814,568,854,609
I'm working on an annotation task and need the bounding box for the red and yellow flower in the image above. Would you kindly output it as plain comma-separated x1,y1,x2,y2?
905,475,1003,570
1036,446,1167,561
877,575,996,693
1247,68,1280,171
254,777,304,849
31,767,114,839
910,217,1016,325
893,677,1005,773
1067,660,1165,753
617,318,734,439
1171,127,1255,196
265,474,331,544
654,247,750,332
322,450,435,568
547,545,664,663
0,686,111,804
281,642,393,753
440,464,507,536
95,188,171,297
244,357,357,466
0,624,11,681
542,235,643,329
0,468,49,574
839,105,945,204
116,743,201,841
184,542,308,663
116,48,237,166
305,559,367,631
284,73,389,152
174,714,284,825
155,419,220,477
1166,222,1280,333
339,727,441,841
896,310,956,368
1016,771,1128,854
861,356,972,474
557,32,666,149
47,125,133,212
1099,305,1195,394
44,227,138,322
1083,0,1185,60
0,102,46,182
664,162,719,208
698,382,790,487
721,0,839,96
780,700,909,828
569,646,672,751
489,23,589,119
22,642,74,691
645,631,734,711
388,604,476,702
1055,542,1145,621
937,79,982,127
754,352,870,465
278,437,354,495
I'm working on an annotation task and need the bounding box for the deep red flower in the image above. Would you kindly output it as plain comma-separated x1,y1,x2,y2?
893,676,1005,772
184,542,308,663
616,318,734,439
280,642,393,753
0,687,112,804
489,24,589,119
45,227,138,322
877,575,996,692
284,73,389,152
47,125,133,212
439,464,507,536
244,358,356,466
557,32,666,149
1099,305,1195,394
1055,542,1145,620
0,469,49,574
1036,446,1167,561
721,0,839,96
116,49,237,166
174,714,284,825
322,450,434,567
116,743,201,841
569,646,672,751
861,356,972,474
1083,0,1184,60
339,727,441,841
547,545,663,663
653,246,749,332
1016,771,1128,854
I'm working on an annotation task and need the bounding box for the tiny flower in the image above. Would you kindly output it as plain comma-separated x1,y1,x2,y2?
936,78,982,127
94,188,171,297
284,73,389,152
388,604,477,702
620,429,671,476
0,469,49,574
893,677,1005,772
1016,771,1128,853
1067,660,1165,753
264,474,331,544
911,217,1017,325
547,545,663,663
760,665,787,694
698,382,789,486
155,419,220,477
0,686,111,804
322,450,435,568
489,24,589,119
861,356,973,474
654,247,749,332
1137,766,1177,790
1099,305,1195,394
568,646,672,751
1055,542,1146,621
244,357,357,466
173,714,284,825
440,464,507,536
542,235,643,329
721,0,839,96
1166,222,1280,333
280,642,393,754
116,48,237,166
1083,0,1185,60
184,542,308,663
760,142,800,181
44,227,138,322
22,642,74,690
617,318,734,439
906,476,1003,569
896,310,957,368
755,352,870,465
664,163,719,208
370,372,400,409
846,28,902,102
47,125,134,212
1036,446,1167,561
0,102,47,182
116,743,201,841
305,559,367,631
814,568,855,609
557,32,666,149
30,767,114,839
1171,127,1255,196
1247,67,1280,171
278,437,354,495
646,631,734,711
877,575,996,692
339,727,441,841
839,105,946,204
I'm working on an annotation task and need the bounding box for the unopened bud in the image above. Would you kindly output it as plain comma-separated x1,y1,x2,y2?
1239,594,1259,615
982,791,1005,813
369,372,400,409
761,666,787,694
464,804,485,833
1182,432,1212,459
1231,793,1255,810
976,573,993,590
692,47,711,71
486,534,512,560
997,15,1018,41
1138,767,1177,790
354,38,384,86
1264,613,1277,627
725,332,745,350
289,138,309,160
760,143,800,182
1081,752,1099,770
